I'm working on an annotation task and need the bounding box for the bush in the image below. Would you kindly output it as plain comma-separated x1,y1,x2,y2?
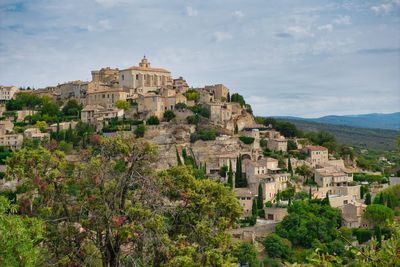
352,228,373,244
147,116,160,125
185,89,200,102
189,104,210,118
59,141,72,153
186,114,201,125
175,102,187,110
190,129,219,143
262,234,292,259
134,124,145,138
163,110,176,122
239,136,255,145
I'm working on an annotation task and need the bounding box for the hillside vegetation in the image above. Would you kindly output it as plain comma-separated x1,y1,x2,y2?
277,118,399,151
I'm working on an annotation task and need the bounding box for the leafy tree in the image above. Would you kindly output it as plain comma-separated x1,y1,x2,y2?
230,93,246,107
295,164,313,178
232,242,260,267
363,204,394,227
189,104,210,118
353,228,373,244
0,196,44,267
287,139,298,151
262,234,292,259
62,99,82,116
115,100,130,111
147,115,160,125
163,110,176,122
190,128,219,143
275,201,341,248
175,102,187,110
185,89,200,102
7,136,243,266
35,120,47,131
257,183,264,210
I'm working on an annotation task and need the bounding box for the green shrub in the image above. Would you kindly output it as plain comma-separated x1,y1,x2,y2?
134,124,145,138
147,116,160,125
190,129,219,143
239,136,255,144
163,110,176,122
186,114,201,125
352,228,373,244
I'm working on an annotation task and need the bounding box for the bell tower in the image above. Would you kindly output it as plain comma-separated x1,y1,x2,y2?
139,55,151,68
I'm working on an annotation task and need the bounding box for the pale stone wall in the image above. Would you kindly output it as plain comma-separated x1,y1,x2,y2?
267,138,287,152
0,86,19,100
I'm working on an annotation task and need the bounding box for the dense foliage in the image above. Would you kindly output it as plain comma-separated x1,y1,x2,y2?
3,136,244,266
239,136,255,144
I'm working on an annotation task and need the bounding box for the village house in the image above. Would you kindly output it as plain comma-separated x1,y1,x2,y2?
340,202,368,228
234,188,256,217
91,67,119,86
204,84,229,102
119,57,172,94
136,94,165,119
303,145,329,167
267,137,288,152
81,105,124,125
86,86,128,109
16,110,36,122
0,86,19,101
172,77,189,94
49,121,78,132
264,207,288,222
0,121,23,149
57,80,88,102
24,128,50,141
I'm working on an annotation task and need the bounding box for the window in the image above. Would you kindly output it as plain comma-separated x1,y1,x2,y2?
136,74,139,80
122,75,124,80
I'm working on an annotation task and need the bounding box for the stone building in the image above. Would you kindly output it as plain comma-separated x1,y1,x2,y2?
0,121,23,149
91,67,119,85
267,137,288,152
0,86,19,101
304,145,329,167
340,203,368,228
173,77,189,94
57,80,88,101
234,188,256,217
24,128,50,141
136,94,165,119
86,87,128,109
204,84,229,102
81,105,124,124
119,57,172,94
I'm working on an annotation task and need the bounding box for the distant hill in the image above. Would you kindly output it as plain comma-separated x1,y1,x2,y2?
277,118,399,151
276,112,400,130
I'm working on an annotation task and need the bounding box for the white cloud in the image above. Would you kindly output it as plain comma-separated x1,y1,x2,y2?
186,6,198,17
286,26,314,38
94,0,128,8
213,31,232,42
371,0,400,14
334,15,351,25
232,10,244,19
318,24,333,32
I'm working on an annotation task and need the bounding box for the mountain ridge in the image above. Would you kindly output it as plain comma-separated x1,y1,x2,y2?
274,112,400,130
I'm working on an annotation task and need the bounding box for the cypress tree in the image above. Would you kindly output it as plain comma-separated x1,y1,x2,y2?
234,123,238,134
235,156,240,188
176,148,182,165
288,157,293,177
379,192,385,205
182,148,188,164
227,160,233,189
257,183,263,210
365,192,372,205
251,198,258,217
227,92,230,102
386,195,394,209
322,192,330,206
309,187,312,199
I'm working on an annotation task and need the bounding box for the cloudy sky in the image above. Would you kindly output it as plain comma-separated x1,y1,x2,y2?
0,0,399,117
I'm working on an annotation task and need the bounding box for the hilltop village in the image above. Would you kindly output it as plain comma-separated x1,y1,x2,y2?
1,57,399,265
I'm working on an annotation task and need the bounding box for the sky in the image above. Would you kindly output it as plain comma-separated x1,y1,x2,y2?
0,0,399,117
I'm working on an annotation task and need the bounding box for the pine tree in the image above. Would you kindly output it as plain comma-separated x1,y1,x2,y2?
257,183,263,210
365,192,372,205
235,156,240,188
309,187,312,199
65,125,73,143
227,92,230,102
